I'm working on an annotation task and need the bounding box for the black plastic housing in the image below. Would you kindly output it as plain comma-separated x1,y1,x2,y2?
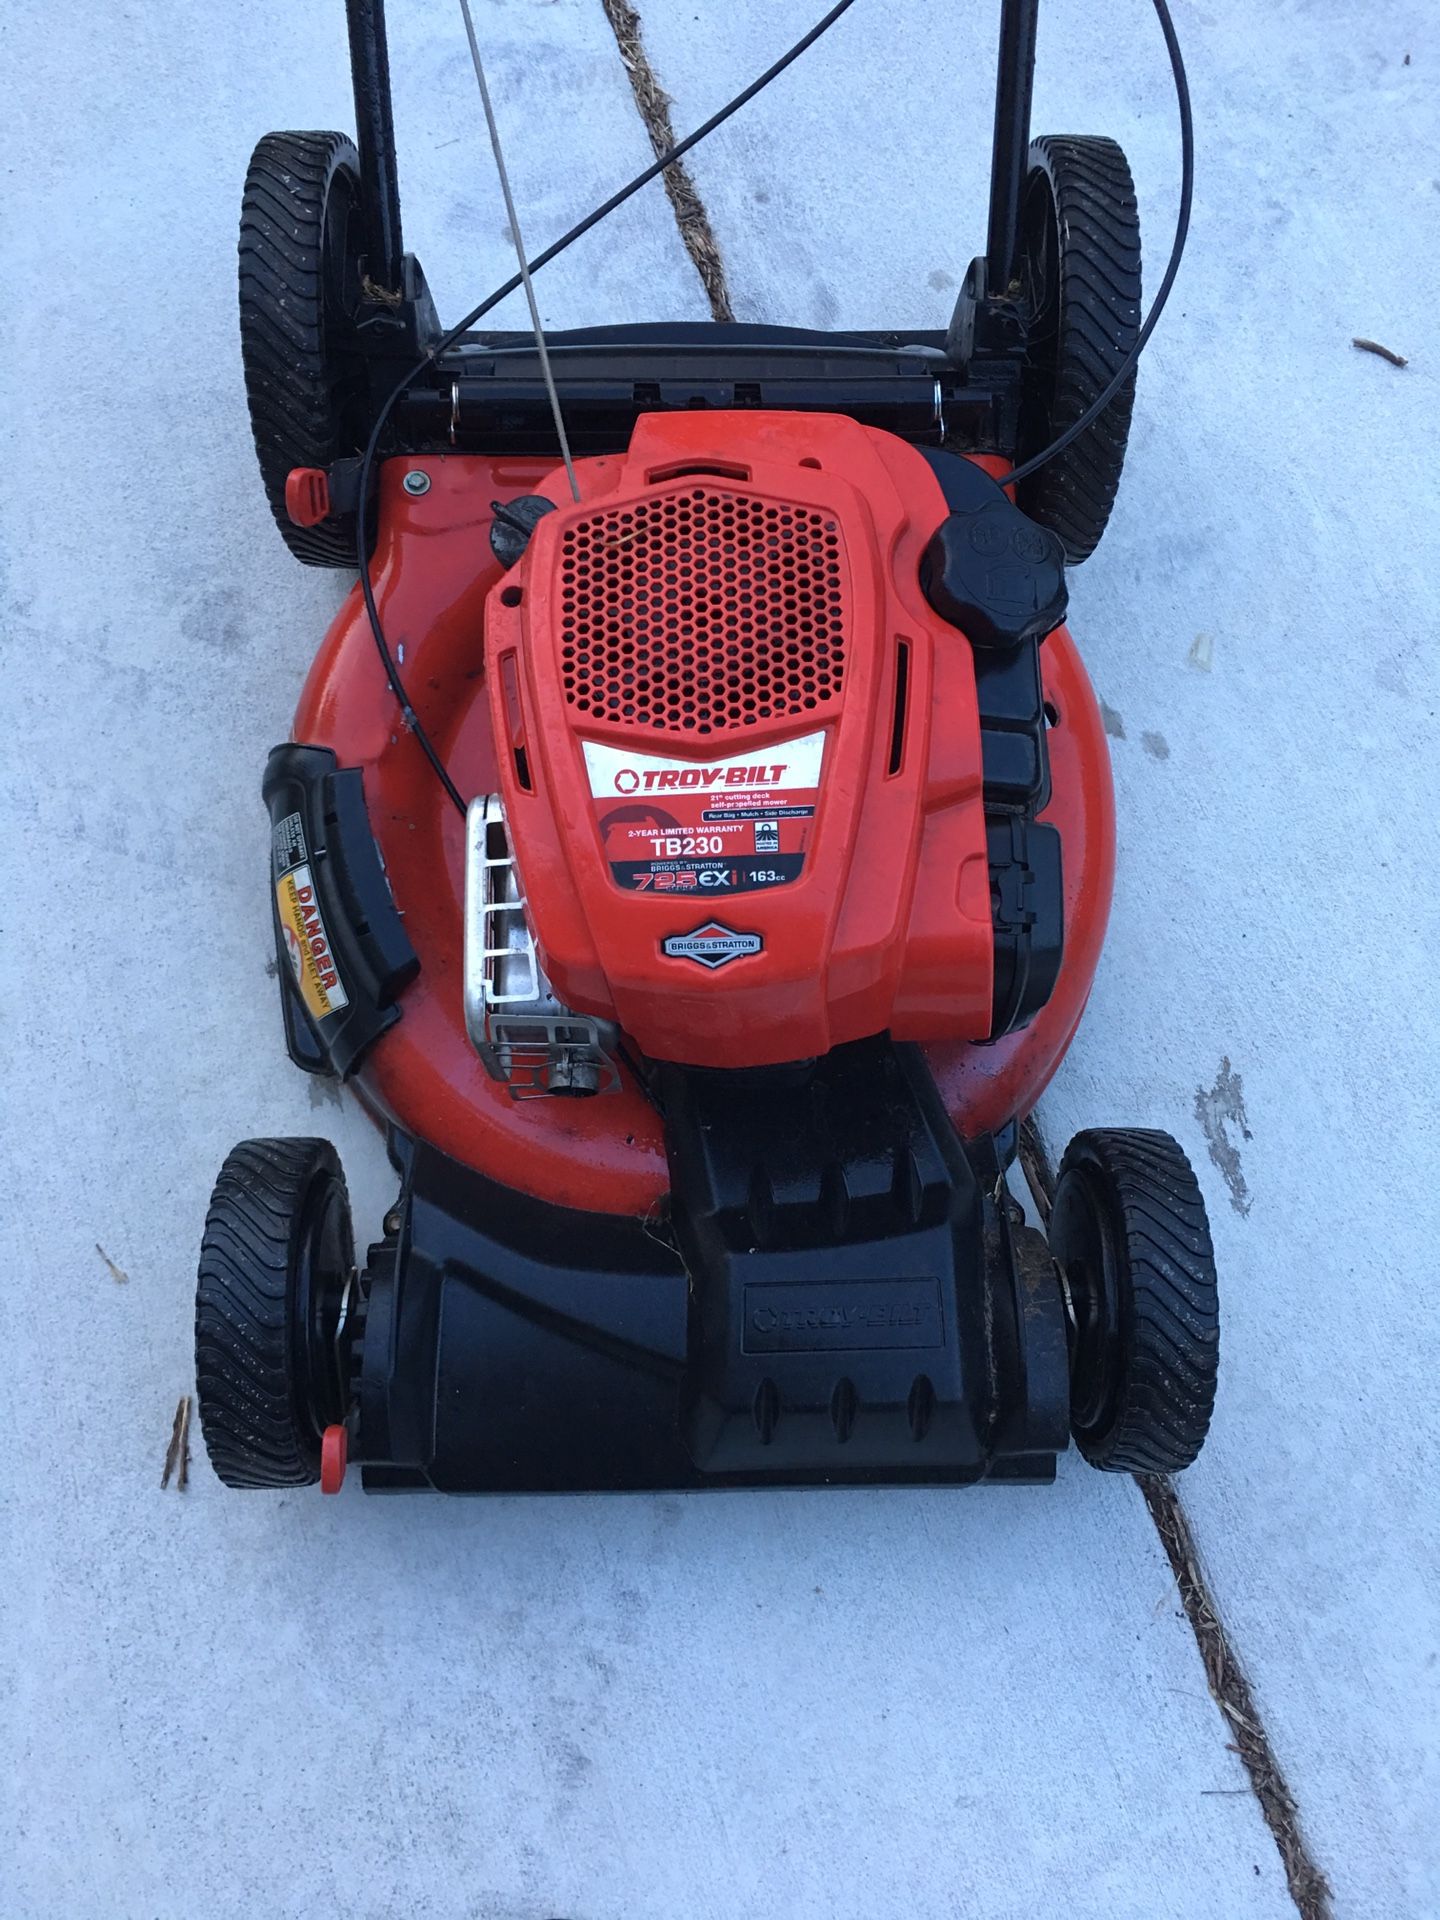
355,1042,1071,1492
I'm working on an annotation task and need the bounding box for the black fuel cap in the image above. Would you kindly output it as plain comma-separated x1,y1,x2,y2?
490,493,557,570
920,454,1067,650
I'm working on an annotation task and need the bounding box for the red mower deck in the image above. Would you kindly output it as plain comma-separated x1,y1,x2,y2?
295,444,1115,1215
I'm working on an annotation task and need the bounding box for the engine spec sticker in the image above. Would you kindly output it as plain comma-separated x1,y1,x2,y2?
582,731,825,895
271,811,349,1022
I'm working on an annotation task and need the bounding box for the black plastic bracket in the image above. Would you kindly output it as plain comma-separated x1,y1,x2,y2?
917,451,1065,1039
659,1040,997,1478
262,744,419,1078
988,816,1064,1038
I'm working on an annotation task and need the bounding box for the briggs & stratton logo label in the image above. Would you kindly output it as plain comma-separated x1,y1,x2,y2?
661,922,763,970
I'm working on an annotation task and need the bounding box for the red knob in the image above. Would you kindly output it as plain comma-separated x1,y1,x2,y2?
320,1423,348,1495
285,467,331,528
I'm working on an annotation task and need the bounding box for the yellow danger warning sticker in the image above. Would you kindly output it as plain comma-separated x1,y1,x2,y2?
275,860,349,1022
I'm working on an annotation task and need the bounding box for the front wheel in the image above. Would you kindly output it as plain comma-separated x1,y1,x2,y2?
1049,1128,1219,1474
195,1138,356,1488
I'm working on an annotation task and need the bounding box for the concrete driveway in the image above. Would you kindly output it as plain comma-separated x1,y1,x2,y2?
2,2,1435,1916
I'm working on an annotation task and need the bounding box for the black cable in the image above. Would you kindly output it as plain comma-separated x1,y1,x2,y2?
1000,0,1192,488
356,490,468,814
356,0,861,815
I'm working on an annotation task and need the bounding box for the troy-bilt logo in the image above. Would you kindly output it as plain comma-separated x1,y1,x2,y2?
583,731,826,802
661,922,763,970
613,762,787,795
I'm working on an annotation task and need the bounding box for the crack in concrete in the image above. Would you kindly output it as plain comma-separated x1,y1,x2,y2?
599,0,736,322
1019,1116,1332,1920
1140,1473,1333,1920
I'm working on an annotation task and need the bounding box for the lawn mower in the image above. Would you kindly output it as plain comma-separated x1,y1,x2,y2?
195,0,1219,1494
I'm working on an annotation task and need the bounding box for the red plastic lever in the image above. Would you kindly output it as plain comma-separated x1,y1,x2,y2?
320,1423,348,1495
285,467,331,528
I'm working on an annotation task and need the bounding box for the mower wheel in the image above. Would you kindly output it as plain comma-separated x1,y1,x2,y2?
195,1138,356,1488
1016,136,1142,564
239,131,367,568
1049,1128,1218,1474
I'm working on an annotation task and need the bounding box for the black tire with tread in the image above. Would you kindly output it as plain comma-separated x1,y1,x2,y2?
1049,1128,1218,1474
239,131,365,568
1017,135,1142,564
195,1137,354,1489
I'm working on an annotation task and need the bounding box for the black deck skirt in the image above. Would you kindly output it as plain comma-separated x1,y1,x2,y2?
357,1040,1070,1492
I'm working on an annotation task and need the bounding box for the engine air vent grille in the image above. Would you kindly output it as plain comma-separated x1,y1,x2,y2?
559,486,847,734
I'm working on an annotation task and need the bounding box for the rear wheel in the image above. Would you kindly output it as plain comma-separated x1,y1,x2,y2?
239,131,368,568
195,1138,356,1488
1049,1128,1218,1473
1016,135,1142,564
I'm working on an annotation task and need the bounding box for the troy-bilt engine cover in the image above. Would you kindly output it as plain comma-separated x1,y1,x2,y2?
485,412,995,1068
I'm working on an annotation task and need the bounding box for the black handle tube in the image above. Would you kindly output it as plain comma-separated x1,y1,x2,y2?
984,0,1040,295
346,0,406,292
